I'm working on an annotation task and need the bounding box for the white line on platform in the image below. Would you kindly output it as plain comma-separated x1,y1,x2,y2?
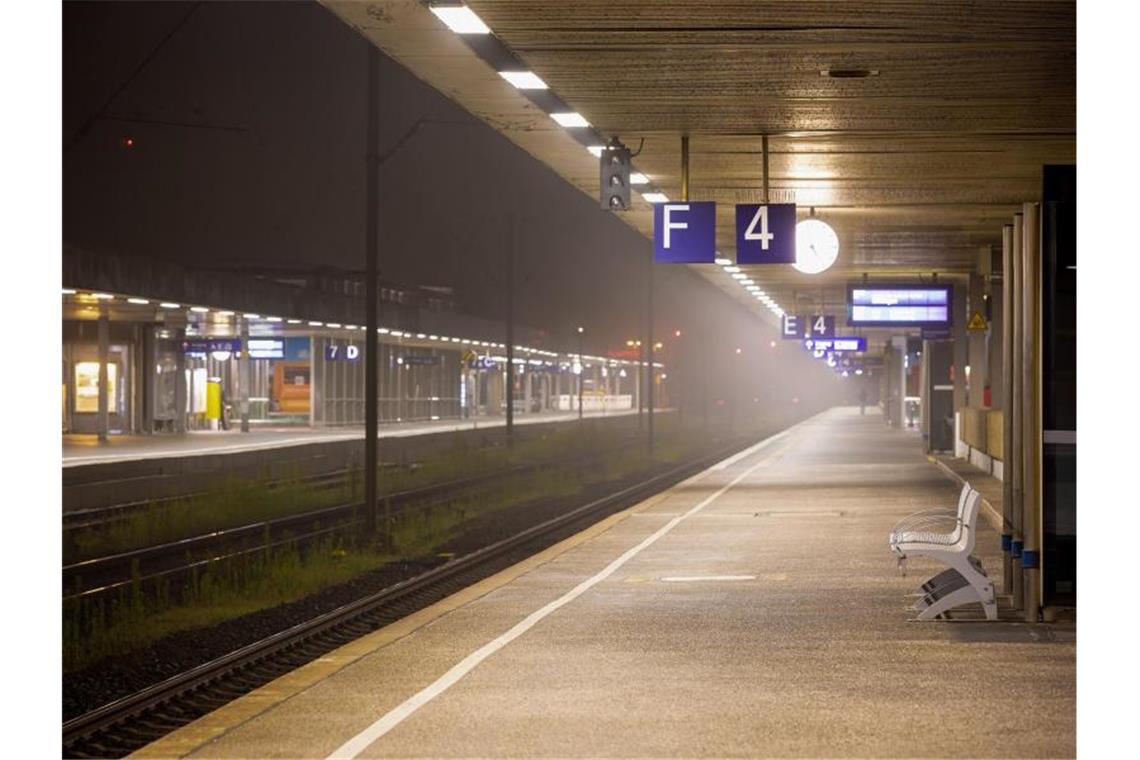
325,422,792,760
661,575,756,582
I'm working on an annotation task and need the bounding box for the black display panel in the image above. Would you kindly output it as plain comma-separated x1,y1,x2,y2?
847,284,953,327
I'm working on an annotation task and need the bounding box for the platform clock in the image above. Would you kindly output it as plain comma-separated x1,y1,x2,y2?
794,218,839,274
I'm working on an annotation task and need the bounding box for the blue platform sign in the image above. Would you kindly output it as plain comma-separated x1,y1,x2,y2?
735,203,796,264
325,344,361,361
804,337,866,353
807,315,836,339
653,202,716,263
781,314,804,340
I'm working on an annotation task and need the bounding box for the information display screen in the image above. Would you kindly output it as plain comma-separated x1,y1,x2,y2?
847,284,952,326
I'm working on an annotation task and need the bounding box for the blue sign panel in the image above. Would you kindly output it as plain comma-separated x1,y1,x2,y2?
247,338,284,359
325,344,361,361
653,202,716,263
807,315,836,339
803,337,865,353
781,314,803,340
182,338,241,355
735,204,796,264
284,336,311,362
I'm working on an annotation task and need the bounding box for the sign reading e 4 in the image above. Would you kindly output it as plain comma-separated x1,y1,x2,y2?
653,201,716,263
808,315,836,338
735,204,796,264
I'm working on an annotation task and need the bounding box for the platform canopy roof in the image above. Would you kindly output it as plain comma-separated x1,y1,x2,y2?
322,0,1075,347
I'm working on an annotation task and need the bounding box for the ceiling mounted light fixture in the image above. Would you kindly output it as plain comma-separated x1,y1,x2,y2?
429,4,491,34
499,71,548,90
550,112,589,128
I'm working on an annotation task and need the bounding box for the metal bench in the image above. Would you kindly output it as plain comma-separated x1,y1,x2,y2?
889,485,997,621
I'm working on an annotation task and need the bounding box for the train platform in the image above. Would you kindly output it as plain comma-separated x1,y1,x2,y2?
138,407,1075,759
62,409,639,468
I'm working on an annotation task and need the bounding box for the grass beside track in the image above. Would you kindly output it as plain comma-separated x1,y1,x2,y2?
65,420,638,564
63,418,720,673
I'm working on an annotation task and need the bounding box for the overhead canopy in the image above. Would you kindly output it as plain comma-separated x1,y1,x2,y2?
323,1,1075,346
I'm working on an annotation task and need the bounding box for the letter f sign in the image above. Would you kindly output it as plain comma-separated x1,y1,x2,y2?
662,204,689,249
654,200,715,263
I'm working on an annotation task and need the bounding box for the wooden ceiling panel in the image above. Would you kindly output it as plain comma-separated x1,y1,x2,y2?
325,0,1073,331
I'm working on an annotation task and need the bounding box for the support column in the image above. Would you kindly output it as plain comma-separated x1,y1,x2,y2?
239,316,251,433
173,327,187,435
364,44,381,538
96,305,110,442
1010,212,1025,609
1000,224,1015,594
1021,201,1042,621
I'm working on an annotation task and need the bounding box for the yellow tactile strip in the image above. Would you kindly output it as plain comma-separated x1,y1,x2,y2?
130,484,687,759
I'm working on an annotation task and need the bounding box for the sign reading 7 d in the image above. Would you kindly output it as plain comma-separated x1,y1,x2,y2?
654,202,716,263
735,204,796,264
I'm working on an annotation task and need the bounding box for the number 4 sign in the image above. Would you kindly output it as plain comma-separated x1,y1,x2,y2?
808,315,835,338
735,203,796,264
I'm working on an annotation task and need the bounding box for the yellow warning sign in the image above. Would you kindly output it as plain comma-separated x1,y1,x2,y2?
967,311,988,332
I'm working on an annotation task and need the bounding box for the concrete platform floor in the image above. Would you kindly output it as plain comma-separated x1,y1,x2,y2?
139,407,1075,759
63,408,638,467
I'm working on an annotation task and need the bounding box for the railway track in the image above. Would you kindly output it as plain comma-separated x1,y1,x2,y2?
61,436,753,758
63,441,640,601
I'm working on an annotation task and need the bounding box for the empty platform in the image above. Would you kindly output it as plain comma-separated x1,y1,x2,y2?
139,407,1075,759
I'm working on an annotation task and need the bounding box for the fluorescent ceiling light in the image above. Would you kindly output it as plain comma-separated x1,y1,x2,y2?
287,319,302,324
731,273,747,280
740,278,754,285
244,313,260,319
550,112,589,128
630,172,649,185
714,257,732,266
327,323,342,328
641,192,669,204
308,321,323,326
429,5,490,34
189,306,209,313
266,316,283,322
93,293,114,300
587,145,605,157
217,311,235,317
127,297,150,305
723,265,741,273
499,71,547,90
746,285,760,292
62,288,76,295
160,302,180,309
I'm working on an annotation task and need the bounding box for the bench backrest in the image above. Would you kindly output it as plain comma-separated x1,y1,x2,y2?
957,488,983,553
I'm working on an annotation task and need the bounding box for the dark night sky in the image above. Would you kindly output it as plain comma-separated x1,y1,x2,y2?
62,0,839,404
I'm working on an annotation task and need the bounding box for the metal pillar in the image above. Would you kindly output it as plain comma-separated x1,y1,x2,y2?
239,316,251,432
364,44,380,538
506,208,516,442
1021,201,1042,621
951,281,968,421
577,330,584,421
96,305,110,442
1000,224,1015,594
1010,212,1024,609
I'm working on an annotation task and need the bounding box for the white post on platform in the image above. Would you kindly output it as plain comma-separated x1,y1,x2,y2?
239,316,251,433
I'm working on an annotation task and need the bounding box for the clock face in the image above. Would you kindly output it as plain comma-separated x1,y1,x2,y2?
794,219,839,274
